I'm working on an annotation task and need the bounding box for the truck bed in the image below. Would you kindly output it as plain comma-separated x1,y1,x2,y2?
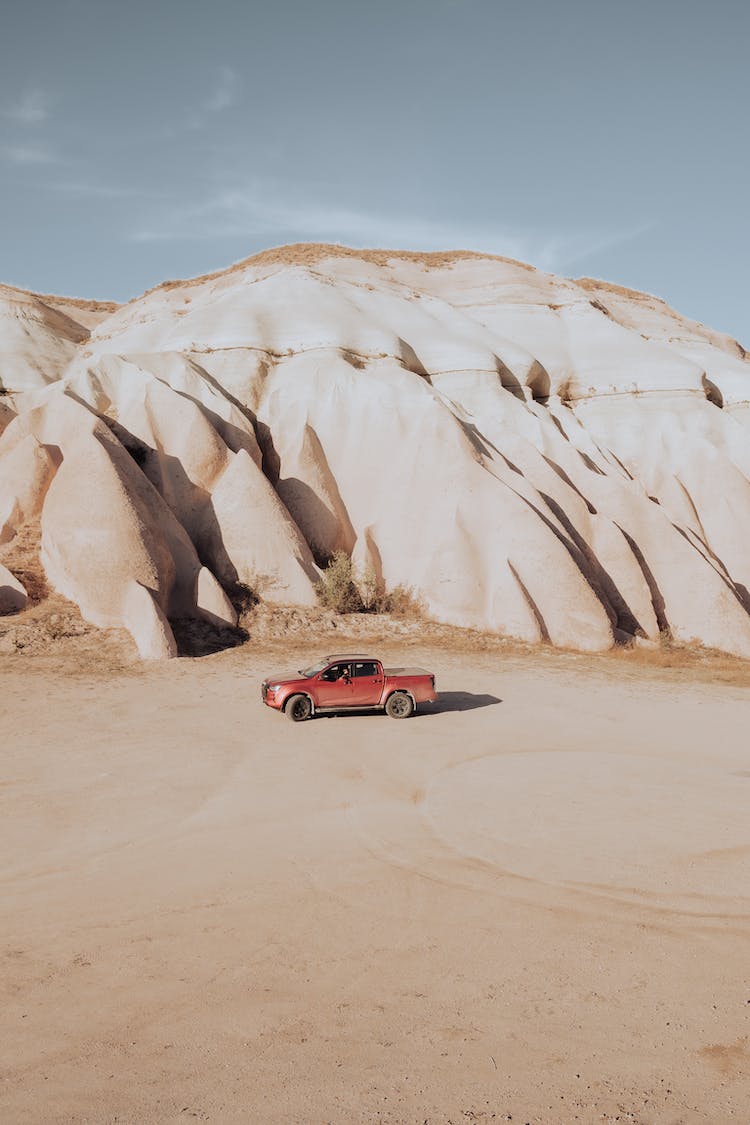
384,667,431,677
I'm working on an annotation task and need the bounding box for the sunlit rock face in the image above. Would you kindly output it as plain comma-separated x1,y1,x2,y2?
1,244,749,658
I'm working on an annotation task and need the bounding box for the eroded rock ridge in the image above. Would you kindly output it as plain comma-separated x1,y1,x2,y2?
1,246,748,658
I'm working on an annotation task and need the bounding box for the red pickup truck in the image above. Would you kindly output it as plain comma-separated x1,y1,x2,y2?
261,654,437,721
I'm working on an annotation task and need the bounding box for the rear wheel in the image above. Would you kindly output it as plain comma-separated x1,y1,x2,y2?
285,694,313,722
385,691,414,719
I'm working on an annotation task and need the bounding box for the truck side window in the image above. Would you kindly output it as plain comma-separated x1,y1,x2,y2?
354,662,379,677
323,663,355,681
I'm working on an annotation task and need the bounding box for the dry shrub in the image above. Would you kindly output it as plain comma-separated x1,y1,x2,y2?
382,583,425,618
317,554,424,618
227,581,259,613
225,580,261,630
358,566,381,612
315,551,364,614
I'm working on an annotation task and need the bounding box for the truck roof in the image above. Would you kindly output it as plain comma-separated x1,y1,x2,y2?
325,653,379,661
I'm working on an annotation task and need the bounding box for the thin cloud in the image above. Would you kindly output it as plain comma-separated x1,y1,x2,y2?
2,143,57,165
51,179,161,200
132,186,538,259
187,66,241,129
3,89,51,125
545,224,655,272
105,66,241,142
131,183,649,275
203,66,240,113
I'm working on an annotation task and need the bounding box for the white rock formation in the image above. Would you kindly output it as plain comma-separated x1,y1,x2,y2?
0,562,26,614
0,387,233,657
0,285,89,392
1,243,748,657
195,566,237,629
0,432,59,545
0,398,15,435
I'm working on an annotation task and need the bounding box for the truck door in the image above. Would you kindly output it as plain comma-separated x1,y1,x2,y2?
349,660,385,706
316,662,355,708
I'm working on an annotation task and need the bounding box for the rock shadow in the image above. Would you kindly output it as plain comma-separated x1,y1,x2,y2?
170,616,249,658
397,338,430,378
670,522,750,618
525,360,551,401
537,490,644,638
615,522,670,635
508,560,551,643
541,454,597,514
508,484,643,639
494,357,525,400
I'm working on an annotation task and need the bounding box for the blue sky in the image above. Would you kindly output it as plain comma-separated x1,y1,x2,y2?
1,0,748,343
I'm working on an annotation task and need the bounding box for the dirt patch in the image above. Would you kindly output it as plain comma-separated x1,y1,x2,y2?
0,591,134,668
2,589,750,687
699,1038,750,1077
0,520,48,604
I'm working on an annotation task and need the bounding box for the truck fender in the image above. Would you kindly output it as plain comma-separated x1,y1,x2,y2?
384,688,416,709
282,691,315,715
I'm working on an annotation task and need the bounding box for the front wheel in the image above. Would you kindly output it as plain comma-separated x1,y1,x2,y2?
285,694,313,722
385,691,414,719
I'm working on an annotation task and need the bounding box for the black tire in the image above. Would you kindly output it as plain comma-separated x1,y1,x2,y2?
285,694,313,722
385,691,414,719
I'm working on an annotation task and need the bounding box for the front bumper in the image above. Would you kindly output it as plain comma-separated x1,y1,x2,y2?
261,682,283,710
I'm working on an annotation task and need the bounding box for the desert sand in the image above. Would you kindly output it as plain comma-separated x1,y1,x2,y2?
2,638,749,1124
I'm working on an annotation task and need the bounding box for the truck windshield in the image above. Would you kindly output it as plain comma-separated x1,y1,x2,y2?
299,659,330,678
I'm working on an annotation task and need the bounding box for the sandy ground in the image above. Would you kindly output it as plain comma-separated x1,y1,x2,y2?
1,640,750,1124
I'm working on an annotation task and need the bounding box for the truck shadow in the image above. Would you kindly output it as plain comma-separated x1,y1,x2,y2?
423,691,502,714
317,692,502,719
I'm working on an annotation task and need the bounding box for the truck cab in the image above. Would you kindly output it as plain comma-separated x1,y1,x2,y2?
261,653,437,721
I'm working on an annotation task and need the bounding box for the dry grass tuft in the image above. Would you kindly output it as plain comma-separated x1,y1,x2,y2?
604,638,750,684
575,276,667,304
